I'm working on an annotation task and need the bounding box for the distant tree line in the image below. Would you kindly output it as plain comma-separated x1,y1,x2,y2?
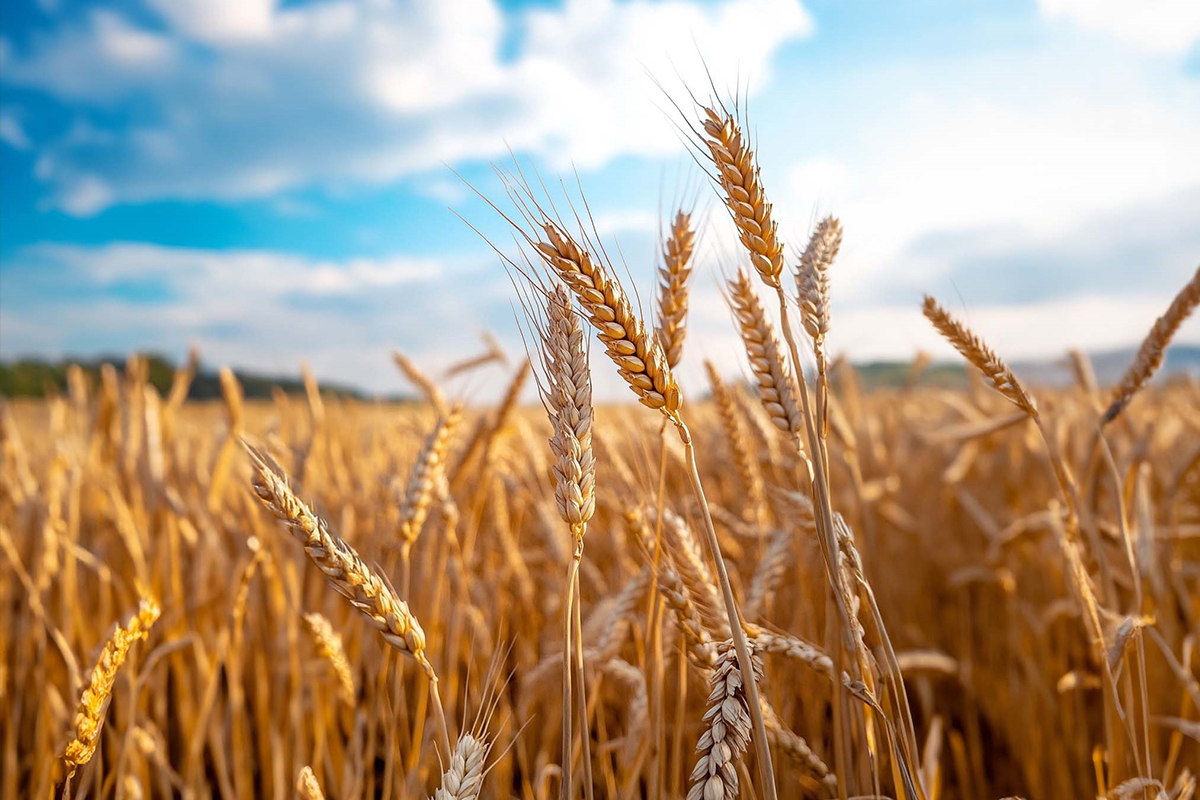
0,354,373,400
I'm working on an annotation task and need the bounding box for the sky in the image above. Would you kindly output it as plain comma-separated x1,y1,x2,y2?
1,0,1198,401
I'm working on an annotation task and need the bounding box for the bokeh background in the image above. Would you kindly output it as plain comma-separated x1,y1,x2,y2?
2,0,1198,401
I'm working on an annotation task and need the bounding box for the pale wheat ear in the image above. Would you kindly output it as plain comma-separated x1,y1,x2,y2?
656,208,697,370
1103,264,1200,424
795,215,843,369
295,765,325,800
921,294,1038,417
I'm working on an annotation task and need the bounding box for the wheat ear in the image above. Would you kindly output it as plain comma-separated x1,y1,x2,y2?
303,612,356,705
398,407,462,555
699,106,784,286
541,282,597,545
705,361,765,524
243,442,451,755
296,766,326,800
533,220,681,415
727,268,804,435
393,349,448,413
922,295,1038,416
1103,264,1200,423
657,209,697,369
430,734,490,800
62,597,161,779
688,639,762,800
530,281,598,800
796,215,842,370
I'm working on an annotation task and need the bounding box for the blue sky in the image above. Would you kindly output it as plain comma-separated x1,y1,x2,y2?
2,0,1198,399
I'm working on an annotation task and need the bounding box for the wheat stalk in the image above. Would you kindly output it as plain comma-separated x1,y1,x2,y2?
61,597,161,780
517,188,774,800
1103,265,1200,423
656,209,697,369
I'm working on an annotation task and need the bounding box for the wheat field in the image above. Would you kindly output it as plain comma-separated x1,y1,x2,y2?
2,100,1199,800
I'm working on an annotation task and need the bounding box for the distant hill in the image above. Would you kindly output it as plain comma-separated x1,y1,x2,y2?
0,354,382,401
844,344,1200,391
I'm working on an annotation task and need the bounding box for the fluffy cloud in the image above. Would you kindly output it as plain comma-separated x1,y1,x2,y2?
1039,0,1200,54
0,243,450,391
2,0,812,215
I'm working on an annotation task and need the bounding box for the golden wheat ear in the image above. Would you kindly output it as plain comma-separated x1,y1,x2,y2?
921,295,1038,416
1103,264,1200,424
696,106,784,288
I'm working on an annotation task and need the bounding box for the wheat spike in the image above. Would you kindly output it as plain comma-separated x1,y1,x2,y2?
398,407,462,550
922,295,1038,416
296,765,326,800
705,361,765,524
393,349,448,413
542,282,596,546
430,734,489,800
657,209,697,369
245,443,433,675
687,639,762,800
62,597,161,779
795,216,842,364
727,268,804,434
745,527,793,619
533,219,681,416
303,612,356,704
1104,264,1200,423
699,106,784,286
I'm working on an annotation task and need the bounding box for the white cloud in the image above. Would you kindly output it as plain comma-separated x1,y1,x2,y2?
0,242,462,394
2,10,177,101
1039,0,1200,54
769,46,1200,305
0,111,30,150
2,0,812,214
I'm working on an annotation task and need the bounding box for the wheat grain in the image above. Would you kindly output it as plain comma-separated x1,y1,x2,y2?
245,442,432,673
